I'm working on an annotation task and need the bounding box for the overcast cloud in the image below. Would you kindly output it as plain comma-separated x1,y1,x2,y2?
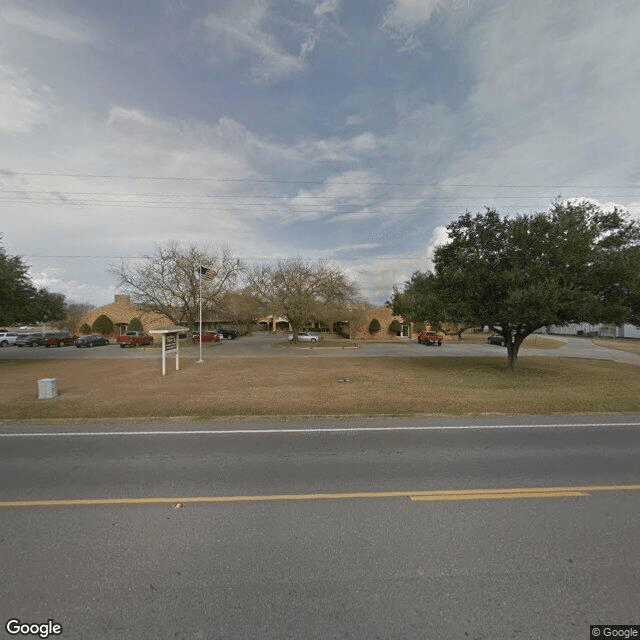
1,0,639,307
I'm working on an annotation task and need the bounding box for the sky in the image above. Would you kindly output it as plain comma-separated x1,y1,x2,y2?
1,0,639,308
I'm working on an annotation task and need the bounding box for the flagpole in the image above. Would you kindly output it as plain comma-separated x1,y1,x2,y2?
196,266,204,364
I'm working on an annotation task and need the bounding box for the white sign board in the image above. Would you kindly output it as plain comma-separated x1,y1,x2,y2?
149,327,188,376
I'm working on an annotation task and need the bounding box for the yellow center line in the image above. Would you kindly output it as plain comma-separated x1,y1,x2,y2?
1,484,639,508
410,491,590,501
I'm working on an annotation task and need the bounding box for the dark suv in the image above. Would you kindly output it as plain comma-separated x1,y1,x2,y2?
16,333,54,347
217,328,240,340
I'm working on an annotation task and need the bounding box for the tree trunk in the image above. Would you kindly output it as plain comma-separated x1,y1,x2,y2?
507,343,518,370
506,336,524,370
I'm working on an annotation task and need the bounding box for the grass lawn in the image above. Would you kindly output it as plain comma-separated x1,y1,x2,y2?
1,355,639,421
592,337,640,355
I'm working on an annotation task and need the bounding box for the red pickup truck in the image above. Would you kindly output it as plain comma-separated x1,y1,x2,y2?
192,331,220,343
116,331,154,348
417,330,445,346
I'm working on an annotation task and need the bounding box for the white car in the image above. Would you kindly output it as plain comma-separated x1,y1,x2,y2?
287,332,324,343
0,332,20,347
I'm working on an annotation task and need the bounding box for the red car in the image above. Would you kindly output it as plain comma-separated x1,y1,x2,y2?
417,330,445,346
44,333,78,347
193,332,220,343
116,331,154,348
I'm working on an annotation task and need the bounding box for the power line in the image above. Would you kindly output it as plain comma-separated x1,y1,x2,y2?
4,196,637,214
3,170,640,188
0,198,557,212
22,254,433,262
3,189,638,200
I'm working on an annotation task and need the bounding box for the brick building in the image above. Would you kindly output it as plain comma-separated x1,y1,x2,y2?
349,306,414,340
81,294,172,336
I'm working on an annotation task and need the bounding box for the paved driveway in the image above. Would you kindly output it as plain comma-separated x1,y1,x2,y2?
2,332,640,365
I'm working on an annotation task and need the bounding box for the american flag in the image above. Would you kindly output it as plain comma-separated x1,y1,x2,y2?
199,266,214,281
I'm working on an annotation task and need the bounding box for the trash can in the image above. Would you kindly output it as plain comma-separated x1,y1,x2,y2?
37,378,58,399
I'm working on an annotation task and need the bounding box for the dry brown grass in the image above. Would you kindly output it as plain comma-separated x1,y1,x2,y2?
592,337,640,355
1,354,639,422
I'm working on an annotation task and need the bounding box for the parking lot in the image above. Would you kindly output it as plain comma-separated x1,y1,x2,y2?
2,331,640,364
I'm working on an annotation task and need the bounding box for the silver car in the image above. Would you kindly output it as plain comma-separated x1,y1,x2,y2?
0,332,19,347
287,332,324,343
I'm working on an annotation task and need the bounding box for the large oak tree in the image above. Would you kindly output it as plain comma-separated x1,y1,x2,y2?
392,201,640,369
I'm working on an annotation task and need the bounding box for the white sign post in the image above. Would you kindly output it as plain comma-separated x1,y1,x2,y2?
150,327,188,376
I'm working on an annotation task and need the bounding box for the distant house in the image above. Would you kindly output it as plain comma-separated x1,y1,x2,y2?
82,294,248,336
349,306,413,340
256,315,291,332
81,295,172,336
544,323,640,338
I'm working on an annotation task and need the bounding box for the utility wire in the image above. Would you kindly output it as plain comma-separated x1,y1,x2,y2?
22,254,433,262
3,171,640,188
3,190,637,200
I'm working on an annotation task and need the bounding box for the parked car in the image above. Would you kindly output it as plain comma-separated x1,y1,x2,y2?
217,328,240,340
15,333,52,347
44,332,78,347
417,330,444,346
0,332,19,347
192,332,220,343
487,334,506,346
287,332,324,343
116,331,154,348
75,334,110,348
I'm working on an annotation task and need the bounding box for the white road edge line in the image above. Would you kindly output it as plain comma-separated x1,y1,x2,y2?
0,422,639,437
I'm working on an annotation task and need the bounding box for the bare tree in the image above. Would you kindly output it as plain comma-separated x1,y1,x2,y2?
109,241,244,330
218,287,263,334
246,258,360,342
52,301,94,333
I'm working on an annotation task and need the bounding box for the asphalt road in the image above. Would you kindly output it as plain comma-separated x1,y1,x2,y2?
1,416,639,639
3,332,640,364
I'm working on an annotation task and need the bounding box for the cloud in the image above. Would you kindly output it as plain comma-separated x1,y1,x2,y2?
314,0,342,17
202,0,343,83
424,225,449,271
102,109,259,179
375,1,640,224
382,0,443,34
106,107,170,130
448,1,640,192
286,171,383,222
344,225,450,303
299,34,317,59
346,257,423,305
31,266,116,304
345,114,364,127
203,1,304,83
0,5,92,44
0,65,51,134
295,132,378,163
